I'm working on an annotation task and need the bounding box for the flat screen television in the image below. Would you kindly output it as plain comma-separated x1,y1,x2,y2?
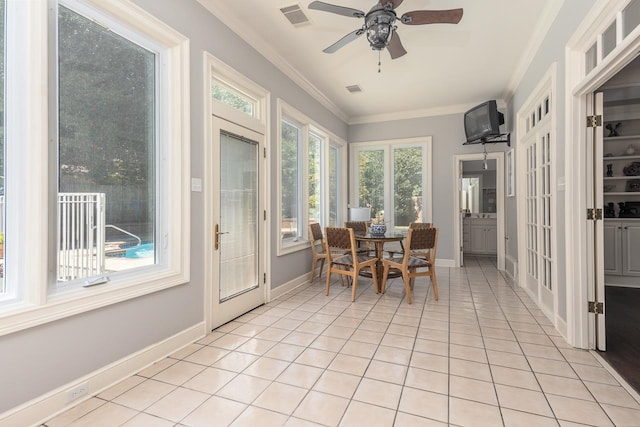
464,100,504,143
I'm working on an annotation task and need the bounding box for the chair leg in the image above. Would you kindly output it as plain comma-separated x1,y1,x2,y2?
318,258,325,280
381,264,390,294
310,258,318,283
370,265,379,297
351,272,358,302
325,266,332,296
430,268,439,301
402,270,413,304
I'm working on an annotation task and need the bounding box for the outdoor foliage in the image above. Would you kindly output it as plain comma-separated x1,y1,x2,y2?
281,120,299,226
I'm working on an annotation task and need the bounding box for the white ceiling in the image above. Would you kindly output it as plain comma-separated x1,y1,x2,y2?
198,0,560,123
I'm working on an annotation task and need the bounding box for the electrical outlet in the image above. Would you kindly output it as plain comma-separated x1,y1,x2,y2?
66,382,89,402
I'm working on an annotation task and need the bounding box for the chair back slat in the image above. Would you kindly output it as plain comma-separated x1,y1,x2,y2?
409,222,432,229
408,227,437,251
325,227,353,250
344,221,368,235
309,222,323,242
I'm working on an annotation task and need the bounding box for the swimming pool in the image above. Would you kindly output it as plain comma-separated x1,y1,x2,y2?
124,243,154,259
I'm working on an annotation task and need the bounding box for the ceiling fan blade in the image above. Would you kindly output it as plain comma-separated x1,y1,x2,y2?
308,1,365,18
401,8,464,25
381,0,403,9
323,29,364,53
387,31,407,59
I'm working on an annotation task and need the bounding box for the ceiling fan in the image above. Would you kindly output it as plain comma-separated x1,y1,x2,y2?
308,0,463,59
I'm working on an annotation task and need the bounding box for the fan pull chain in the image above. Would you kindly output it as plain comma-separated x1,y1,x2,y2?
378,50,382,73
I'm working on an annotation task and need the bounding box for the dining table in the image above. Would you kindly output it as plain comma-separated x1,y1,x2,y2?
354,230,406,293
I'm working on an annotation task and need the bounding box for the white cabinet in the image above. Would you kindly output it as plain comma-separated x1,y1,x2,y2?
604,220,640,277
464,218,497,255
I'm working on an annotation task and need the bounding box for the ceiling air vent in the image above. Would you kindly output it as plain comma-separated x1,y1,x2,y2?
346,85,363,94
280,4,311,26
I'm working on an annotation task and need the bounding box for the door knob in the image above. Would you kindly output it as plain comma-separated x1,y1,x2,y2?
214,224,229,250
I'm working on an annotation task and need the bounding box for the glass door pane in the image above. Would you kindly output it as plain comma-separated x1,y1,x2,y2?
358,149,384,219
393,147,423,227
219,131,258,301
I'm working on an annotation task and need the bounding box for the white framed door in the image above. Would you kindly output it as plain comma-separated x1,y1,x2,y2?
210,118,266,329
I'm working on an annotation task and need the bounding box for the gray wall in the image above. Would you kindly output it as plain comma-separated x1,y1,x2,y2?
348,114,507,260
0,0,346,414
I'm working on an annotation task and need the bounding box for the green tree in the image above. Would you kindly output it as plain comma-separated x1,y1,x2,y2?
393,147,422,226
358,150,384,218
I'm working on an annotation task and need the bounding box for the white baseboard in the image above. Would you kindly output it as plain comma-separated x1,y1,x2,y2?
556,316,568,341
0,322,205,427
436,258,455,268
270,272,311,301
505,255,518,281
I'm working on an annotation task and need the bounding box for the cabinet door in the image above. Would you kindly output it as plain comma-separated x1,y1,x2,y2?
603,221,622,275
622,222,640,276
470,224,486,253
486,224,498,254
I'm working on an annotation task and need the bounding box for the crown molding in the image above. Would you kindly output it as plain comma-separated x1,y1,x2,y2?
348,100,507,125
503,0,566,104
196,0,349,123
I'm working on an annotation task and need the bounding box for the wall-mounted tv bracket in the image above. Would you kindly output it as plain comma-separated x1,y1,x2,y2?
462,133,511,147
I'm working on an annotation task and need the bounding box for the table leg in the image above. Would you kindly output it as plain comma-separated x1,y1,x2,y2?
375,241,385,293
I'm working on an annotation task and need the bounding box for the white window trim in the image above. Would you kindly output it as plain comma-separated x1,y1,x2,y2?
349,137,433,229
276,99,347,255
0,0,190,336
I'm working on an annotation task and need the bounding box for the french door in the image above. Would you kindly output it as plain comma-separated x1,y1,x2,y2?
210,118,265,329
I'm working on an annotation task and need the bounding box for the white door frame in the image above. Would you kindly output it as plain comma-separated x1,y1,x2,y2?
453,152,505,270
565,0,640,348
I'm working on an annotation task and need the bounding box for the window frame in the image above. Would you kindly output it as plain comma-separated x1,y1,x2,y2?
276,99,346,255
349,137,433,230
0,0,190,336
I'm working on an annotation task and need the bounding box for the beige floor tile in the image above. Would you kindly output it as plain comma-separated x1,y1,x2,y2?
350,329,384,345
393,412,448,426
546,394,614,426
264,342,307,362
449,358,492,382
182,366,237,394
152,360,206,385
496,384,554,417
527,356,579,379
487,349,530,370
212,351,259,372
328,353,370,376
145,387,209,422
292,390,350,427
450,343,488,363
404,366,449,394
380,333,415,350
536,373,594,401
211,334,250,350
449,396,503,427
295,348,337,368
417,328,450,343
170,343,205,360
137,358,178,378
230,406,289,427
196,331,225,345
571,363,619,385
252,382,307,415
183,346,230,366
98,376,146,401
277,363,324,388
410,351,449,373
515,331,555,346
520,343,564,360
181,395,246,427
483,337,523,354
281,331,318,347
121,412,175,427
490,365,540,391
322,324,356,339
340,340,378,359
243,357,291,381
450,375,498,405
559,348,601,366
309,335,347,352
339,401,396,427
45,397,106,427
364,360,408,384
601,403,640,426
216,373,271,404
256,327,292,342
228,323,267,338
584,381,640,409
481,327,517,341
373,345,412,365
352,377,402,409
234,337,278,355
501,408,560,427
62,402,136,427
398,387,448,422
414,338,449,357
113,379,176,411
313,370,361,398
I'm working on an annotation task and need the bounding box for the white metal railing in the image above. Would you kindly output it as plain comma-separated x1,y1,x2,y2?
57,193,105,281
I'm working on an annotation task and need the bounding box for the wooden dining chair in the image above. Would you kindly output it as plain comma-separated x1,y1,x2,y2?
308,223,328,283
380,227,439,304
325,227,379,302
387,222,433,259
344,221,373,255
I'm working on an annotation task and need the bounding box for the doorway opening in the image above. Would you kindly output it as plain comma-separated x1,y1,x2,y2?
453,153,505,270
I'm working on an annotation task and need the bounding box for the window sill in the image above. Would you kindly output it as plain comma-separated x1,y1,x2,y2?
278,239,310,256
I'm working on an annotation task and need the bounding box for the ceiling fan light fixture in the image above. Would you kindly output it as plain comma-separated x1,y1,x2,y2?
364,10,396,50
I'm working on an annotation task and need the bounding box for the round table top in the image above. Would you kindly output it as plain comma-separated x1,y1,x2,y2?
354,231,405,242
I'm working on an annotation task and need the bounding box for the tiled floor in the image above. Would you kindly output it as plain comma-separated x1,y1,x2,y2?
44,256,640,426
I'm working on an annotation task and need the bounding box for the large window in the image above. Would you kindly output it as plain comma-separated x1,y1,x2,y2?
0,0,5,296
0,0,189,334
278,100,346,254
351,138,432,230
